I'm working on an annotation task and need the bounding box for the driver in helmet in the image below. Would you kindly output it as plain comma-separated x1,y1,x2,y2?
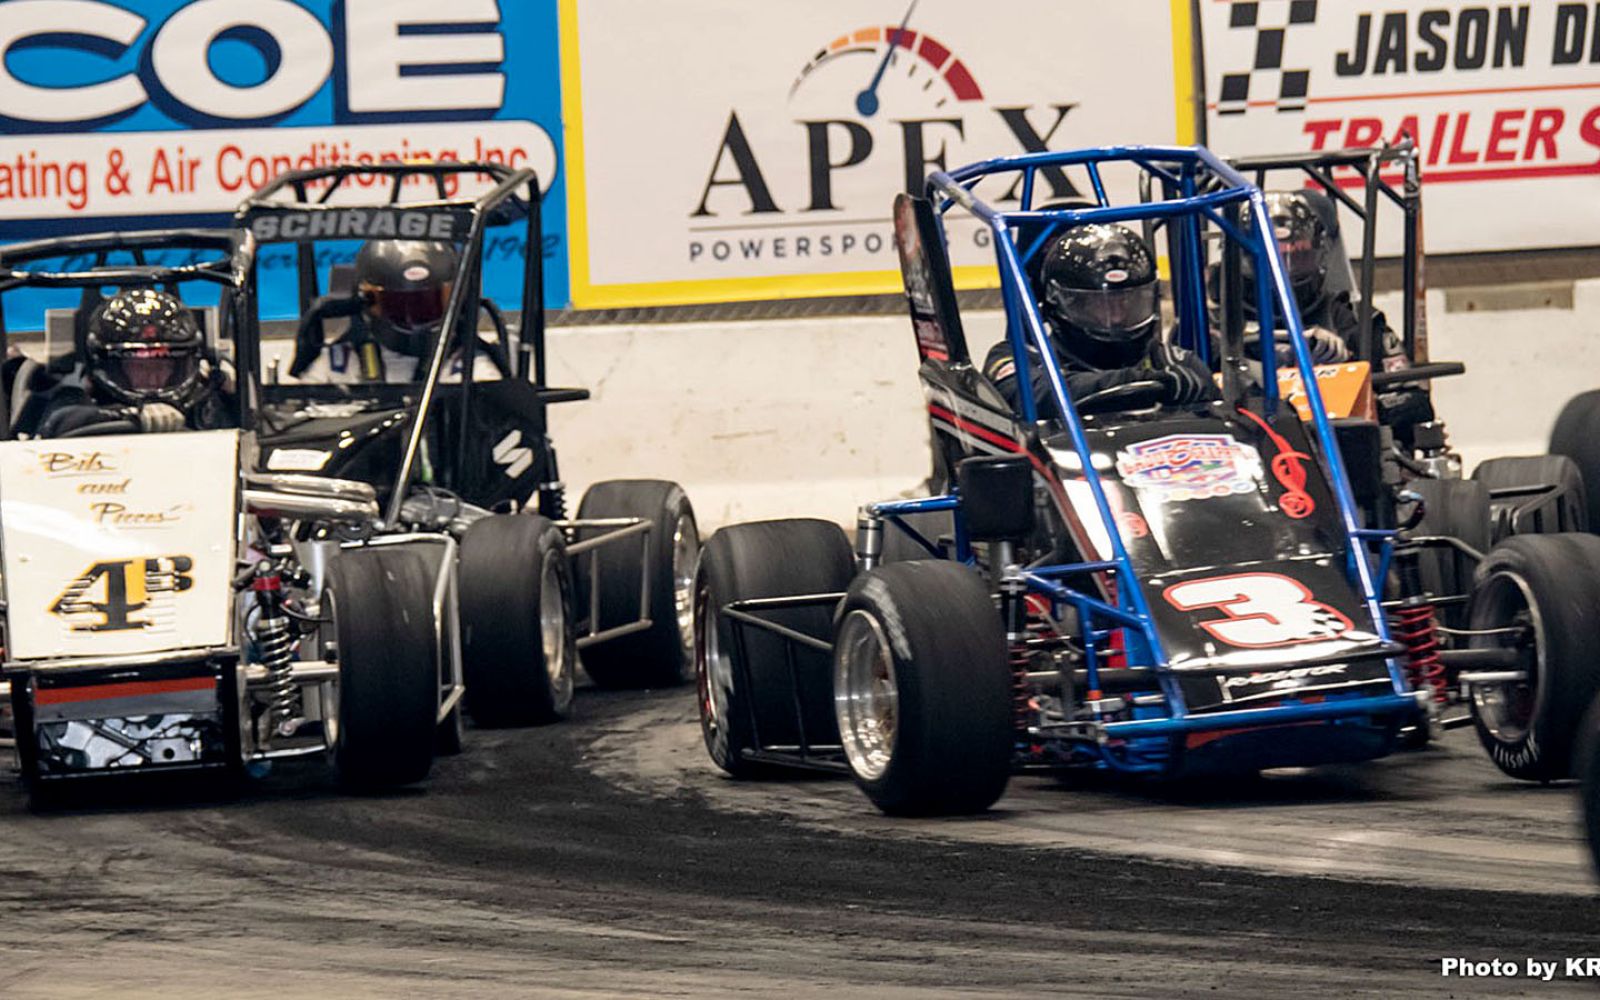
983,224,1217,414
287,239,505,384
35,288,231,438
1247,191,1432,430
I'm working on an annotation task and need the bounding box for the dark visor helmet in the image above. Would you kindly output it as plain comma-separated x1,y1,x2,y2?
85,288,205,407
355,240,460,357
1040,224,1159,367
1259,191,1330,312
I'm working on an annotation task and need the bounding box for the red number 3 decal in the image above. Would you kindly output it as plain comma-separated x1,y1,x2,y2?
1163,572,1353,649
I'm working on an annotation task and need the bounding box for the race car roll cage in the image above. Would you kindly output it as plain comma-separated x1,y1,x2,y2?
726,146,1421,773
236,162,663,654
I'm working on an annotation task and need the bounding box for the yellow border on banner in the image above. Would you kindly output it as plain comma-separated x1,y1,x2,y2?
1170,0,1197,145
562,0,1195,309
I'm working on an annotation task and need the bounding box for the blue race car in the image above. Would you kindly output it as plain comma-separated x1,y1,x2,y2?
693,146,1426,816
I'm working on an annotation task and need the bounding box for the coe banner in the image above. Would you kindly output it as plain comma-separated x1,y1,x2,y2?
561,0,1189,308
0,0,568,318
1200,0,1600,254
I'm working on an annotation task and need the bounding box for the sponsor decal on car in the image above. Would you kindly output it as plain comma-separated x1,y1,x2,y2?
1114,433,1264,503
1222,663,1348,690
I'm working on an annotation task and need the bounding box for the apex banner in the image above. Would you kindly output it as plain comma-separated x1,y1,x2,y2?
562,0,1186,308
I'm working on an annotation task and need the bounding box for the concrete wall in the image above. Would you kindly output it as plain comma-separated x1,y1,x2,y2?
548,282,1600,530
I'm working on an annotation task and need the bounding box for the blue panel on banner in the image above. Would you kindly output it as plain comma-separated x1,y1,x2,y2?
0,0,567,327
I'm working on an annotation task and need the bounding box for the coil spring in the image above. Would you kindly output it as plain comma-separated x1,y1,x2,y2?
541,483,567,520
1010,647,1032,731
1392,601,1447,703
255,610,298,726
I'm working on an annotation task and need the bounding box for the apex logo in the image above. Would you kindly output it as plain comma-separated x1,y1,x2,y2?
1217,0,1320,115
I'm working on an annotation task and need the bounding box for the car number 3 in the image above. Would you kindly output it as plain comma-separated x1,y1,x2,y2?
1162,573,1353,648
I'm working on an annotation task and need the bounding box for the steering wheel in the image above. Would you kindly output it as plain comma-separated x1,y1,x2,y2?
57,416,138,438
1073,379,1169,415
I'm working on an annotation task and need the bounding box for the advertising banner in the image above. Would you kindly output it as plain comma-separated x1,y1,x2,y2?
0,0,567,321
561,0,1189,308
1200,0,1600,253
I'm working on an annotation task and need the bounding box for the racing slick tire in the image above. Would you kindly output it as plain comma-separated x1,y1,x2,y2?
694,519,854,778
326,547,438,791
573,480,700,689
1407,477,1491,629
833,561,1013,816
1549,389,1600,533
459,514,576,726
1579,695,1600,875
1472,454,1587,541
1465,533,1600,782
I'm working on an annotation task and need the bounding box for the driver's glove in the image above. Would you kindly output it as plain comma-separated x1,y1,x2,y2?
1149,342,1212,405
1272,326,1351,367
134,402,185,433
1151,363,1210,405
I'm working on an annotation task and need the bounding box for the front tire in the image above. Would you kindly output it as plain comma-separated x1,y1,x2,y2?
574,480,700,688
327,548,439,790
1466,533,1600,781
459,514,576,726
834,561,1013,816
694,519,854,778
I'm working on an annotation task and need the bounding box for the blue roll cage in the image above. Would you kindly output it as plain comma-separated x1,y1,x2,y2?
874,146,1413,749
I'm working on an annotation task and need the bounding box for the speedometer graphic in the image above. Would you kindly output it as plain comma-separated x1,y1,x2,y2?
787,22,983,117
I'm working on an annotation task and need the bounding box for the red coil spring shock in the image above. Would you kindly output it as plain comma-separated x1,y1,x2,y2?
1392,600,1447,703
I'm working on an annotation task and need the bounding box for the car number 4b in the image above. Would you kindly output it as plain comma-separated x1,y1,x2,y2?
1163,572,1352,649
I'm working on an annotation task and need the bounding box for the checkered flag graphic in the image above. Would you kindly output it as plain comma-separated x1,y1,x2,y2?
1217,0,1317,115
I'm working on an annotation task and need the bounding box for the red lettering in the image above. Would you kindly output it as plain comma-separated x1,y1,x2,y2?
1345,118,1384,148
1447,113,1479,164
1302,119,1343,150
1484,109,1524,163
1428,113,1450,165
1581,106,1600,154
1392,115,1421,146
216,145,243,192
1526,108,1564,161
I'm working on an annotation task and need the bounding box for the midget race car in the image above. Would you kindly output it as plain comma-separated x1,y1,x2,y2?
693,145,1429,816
1191,145,1593,779
0,228,458,799
235,162,700,720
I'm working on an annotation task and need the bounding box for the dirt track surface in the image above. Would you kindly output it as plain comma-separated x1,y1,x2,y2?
2,687,1596,999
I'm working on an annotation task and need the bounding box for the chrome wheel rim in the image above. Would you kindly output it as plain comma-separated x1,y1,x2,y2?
1470,570,1541,744
540,553,572,706
694,577,731,757
834,609,898,782
672,510,701,667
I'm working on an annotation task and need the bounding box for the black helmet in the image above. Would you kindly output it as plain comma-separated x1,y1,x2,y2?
85,288,205,407
1260,191,1329,312
354,240,459,357
1040,224,1159,368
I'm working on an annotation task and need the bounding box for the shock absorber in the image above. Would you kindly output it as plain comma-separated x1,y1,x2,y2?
1000,571,1031,732
1392,596,1447,703
251,564,299,733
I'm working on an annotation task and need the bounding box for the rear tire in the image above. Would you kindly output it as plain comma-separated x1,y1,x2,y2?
694,519,854,778
1406,478,1490,628
1466,533,1600,781
327,548,438,790
833,561,1013,816
1473,454,1587,541
573,480,700,689
1550,389,1600,533
460,514,576,726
